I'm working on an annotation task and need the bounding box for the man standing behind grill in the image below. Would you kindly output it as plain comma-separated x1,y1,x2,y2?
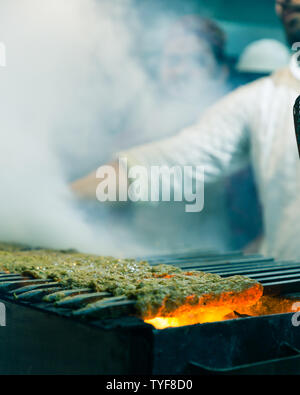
72,0,300,261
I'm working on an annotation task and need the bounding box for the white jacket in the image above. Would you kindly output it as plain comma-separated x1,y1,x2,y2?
120,59,300,260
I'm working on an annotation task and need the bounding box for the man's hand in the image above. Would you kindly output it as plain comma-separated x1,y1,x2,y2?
70,160,126,200
70,170,99,199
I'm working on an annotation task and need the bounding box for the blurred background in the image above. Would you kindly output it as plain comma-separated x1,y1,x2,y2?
101,0,288,254
0,0,291,256
133,0,285,58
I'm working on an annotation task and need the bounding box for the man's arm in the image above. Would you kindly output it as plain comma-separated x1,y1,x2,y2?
71,80,261,199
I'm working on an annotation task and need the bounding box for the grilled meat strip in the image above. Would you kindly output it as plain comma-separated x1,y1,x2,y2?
0,243,263,317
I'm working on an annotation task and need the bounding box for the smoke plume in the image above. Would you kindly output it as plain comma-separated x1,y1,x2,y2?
0,0,227,256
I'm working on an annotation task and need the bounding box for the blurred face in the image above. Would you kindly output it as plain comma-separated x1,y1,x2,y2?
161,32,224,98
276,0,300,46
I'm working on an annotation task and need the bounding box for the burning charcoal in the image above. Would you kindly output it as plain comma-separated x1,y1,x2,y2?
233,311,251,318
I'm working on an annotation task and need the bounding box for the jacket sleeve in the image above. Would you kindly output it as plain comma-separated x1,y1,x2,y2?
118,80,261,184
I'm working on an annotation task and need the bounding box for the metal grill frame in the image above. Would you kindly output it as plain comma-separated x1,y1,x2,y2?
1,250,300,374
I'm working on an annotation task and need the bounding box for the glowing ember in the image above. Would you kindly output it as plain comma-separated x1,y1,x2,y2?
144,283,264,329
145,306,234,329
145,295,300,329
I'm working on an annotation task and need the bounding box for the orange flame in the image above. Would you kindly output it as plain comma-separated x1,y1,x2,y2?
145,305,235,329
144,288,300,330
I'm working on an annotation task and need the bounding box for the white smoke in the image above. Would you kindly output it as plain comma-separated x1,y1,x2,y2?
0,0,228,255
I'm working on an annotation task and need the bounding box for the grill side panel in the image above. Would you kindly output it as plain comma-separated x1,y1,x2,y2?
0,298,153,374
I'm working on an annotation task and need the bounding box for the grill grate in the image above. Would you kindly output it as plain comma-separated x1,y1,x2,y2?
1,251,300,321
144,252,300,295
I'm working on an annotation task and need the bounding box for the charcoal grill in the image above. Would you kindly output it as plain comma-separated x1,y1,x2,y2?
1,250,300,375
